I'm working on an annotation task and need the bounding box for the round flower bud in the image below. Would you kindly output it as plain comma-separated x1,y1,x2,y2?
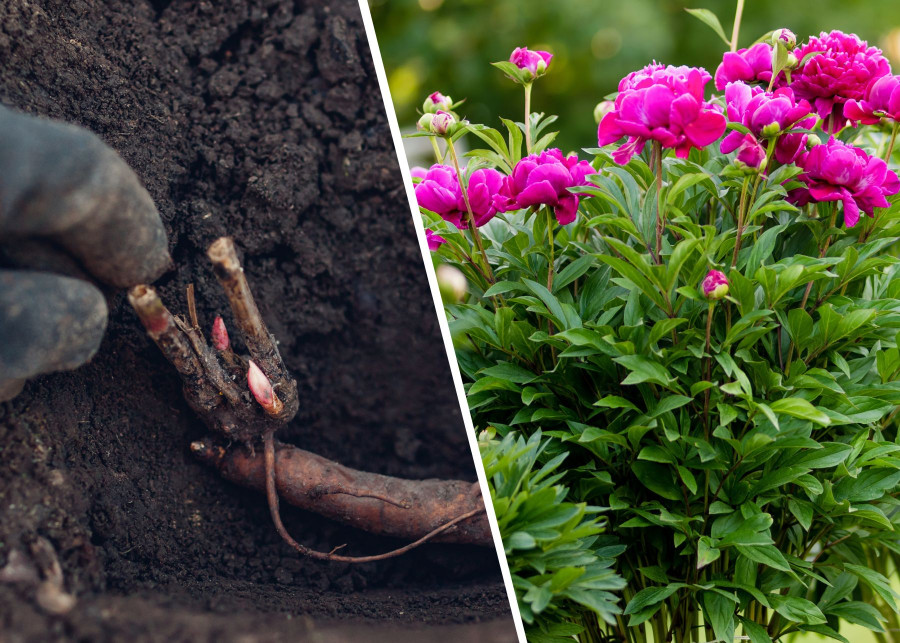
509,47,553,82
423,91,452,114
701,269,729,300
761,121,782,138
430,110,456,136
773,28,797,50
806,133,822,148
417,113,435,132
785,52,799,69
593,100,615,124
437,264,467,303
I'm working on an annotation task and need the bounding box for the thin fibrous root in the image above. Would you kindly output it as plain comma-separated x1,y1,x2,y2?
191,433,491,558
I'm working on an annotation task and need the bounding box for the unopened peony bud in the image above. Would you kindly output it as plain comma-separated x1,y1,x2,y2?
417,113,435,132
761,121,782,138
785,52,798,69
510,47,553,81
430,110,456,136
773,28,797,50
247,360,284,416
806,133,822,148
593,100,615,124
211,315,230,351
436,264,467,303
423,91,452,114
732,134,766,171
701,270,729,300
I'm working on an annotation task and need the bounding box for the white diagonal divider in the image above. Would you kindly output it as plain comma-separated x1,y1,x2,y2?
356,2,526,640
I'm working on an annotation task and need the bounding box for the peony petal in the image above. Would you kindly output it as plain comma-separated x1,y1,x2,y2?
597,112,625,145
516,180,561,207
554,195,579,225
683,109,727,148
842,193,861,228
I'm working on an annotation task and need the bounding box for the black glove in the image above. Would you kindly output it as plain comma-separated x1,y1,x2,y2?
0,105,171,400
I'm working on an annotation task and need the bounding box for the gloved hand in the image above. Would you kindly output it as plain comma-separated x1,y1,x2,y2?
0,105,171,400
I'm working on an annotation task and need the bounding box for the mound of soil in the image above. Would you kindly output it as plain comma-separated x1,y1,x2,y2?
0,0,513,640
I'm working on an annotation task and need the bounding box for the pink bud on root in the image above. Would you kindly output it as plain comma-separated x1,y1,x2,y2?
247,360,283,416
211,315,230,351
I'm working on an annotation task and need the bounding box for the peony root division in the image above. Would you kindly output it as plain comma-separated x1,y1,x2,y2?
129,237,488,562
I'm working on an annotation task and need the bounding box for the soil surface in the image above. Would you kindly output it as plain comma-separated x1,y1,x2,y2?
0,0,513,640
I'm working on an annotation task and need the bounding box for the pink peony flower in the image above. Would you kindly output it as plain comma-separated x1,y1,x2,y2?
720,82,815,164
495,149,594,225
789,138,900,227
414,164,505,228
702,270,729,299
598,63,726,164
410,166,428,181
715,43,776,91
425,229,447,251
791,30,891,132
509,47,553,79
844,74,900,125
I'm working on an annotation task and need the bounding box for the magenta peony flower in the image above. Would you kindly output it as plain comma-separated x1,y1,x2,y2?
789,138,900,227
495,149,594,225
425,229,446,251
791,30,891,132
509,47,553,79
410,166,428,181
598,63,727,164
714,43,776,91
467,168,505,226
844,74,900,125
414,164,505,228
617,62,666,92
720,82,815,164
702,270,729,299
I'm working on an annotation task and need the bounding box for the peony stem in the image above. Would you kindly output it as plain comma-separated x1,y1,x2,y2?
430,136,444,164
524,82,533,154
886,122,899,163
653,141,664,263
731,176,750,268
446,136,495,283
702,302,714,440
546,208,555,291
730,0,745,52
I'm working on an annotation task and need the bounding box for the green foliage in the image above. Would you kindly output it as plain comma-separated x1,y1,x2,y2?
405,3,900,640
481,431,626,640
423,88,900,643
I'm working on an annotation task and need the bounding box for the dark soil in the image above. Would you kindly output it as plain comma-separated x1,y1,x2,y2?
0,0,513,640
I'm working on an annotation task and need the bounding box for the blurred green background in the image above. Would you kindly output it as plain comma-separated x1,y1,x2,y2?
370,0,900,157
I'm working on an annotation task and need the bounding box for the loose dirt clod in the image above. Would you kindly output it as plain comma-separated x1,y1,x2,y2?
130,236,488,562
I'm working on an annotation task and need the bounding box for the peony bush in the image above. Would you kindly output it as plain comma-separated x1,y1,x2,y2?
411,8,900,643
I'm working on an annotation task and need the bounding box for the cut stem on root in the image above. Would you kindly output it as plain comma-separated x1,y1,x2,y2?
132,236,489,564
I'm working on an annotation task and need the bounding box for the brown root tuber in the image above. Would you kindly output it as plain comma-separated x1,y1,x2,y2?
192,437,490,550
129,236,490,563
